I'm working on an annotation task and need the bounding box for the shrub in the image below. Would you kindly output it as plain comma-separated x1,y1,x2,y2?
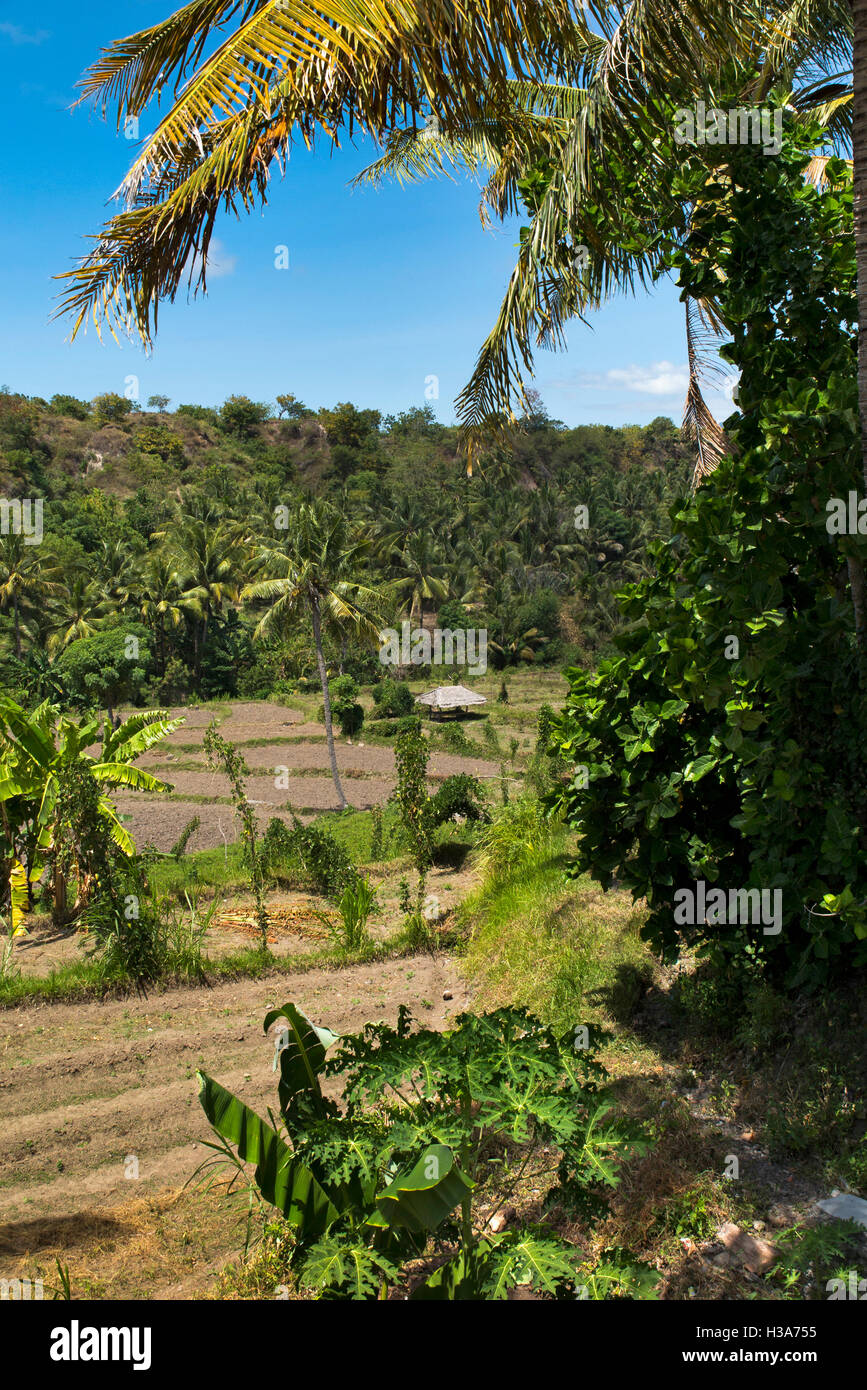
372,677,414,717
430,774,488,827
316,876,377,953
321,674,364,737
177,403,219,426
56,625,152,720
92,392,134,425
49,394,90,420
475,796,557,880
218,394,271,437
261,817,359,900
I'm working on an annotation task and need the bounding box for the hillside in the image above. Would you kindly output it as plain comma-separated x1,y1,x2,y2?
0,388,693,708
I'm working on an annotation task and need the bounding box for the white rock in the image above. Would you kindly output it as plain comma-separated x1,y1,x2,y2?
816,1195,867,1230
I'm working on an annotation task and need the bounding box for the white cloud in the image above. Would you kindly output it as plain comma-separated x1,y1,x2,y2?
0,22,50,44
185,238,237,284
604,361,690,396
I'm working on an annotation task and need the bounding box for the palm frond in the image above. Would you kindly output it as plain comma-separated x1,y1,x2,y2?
683,296,731,489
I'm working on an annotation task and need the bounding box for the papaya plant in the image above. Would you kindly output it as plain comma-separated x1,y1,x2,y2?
197,1003,653,1300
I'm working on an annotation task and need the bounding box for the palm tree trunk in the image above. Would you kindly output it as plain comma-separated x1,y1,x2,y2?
13,592,20,659
310,593,348,811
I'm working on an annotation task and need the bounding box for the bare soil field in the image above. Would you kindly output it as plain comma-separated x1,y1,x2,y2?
0,955,472,1298
0,681,564,1298
120,697,501,851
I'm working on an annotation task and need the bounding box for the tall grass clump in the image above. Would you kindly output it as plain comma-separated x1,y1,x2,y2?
459,796,651,1033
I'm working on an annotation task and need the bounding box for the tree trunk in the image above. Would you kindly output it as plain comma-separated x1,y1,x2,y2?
53,866,68,926
13,592,20,659
311,593,348,811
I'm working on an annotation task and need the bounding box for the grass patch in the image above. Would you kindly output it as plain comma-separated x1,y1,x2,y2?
0,934,422,1009
457,798,652,1034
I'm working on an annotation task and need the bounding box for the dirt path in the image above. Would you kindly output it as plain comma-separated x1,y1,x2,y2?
0,955,472,1297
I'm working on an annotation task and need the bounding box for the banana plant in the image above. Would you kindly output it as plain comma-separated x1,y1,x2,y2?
0,697,182,926
198,1002,473,1299
198,1002,653,1300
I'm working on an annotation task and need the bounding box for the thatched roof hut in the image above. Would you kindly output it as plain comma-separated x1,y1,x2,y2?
416,685,487,719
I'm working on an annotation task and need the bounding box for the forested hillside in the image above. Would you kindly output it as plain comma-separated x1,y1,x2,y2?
0,387,691,706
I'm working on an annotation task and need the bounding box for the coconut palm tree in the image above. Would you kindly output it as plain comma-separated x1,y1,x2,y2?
47,576,108,655
57,3,850,439
386,532,450,628
0,534,62,658
172,517,243,678
130,552,186,675
242,499,385,811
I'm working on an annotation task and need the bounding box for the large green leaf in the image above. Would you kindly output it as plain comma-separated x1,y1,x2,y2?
197,1071,339,1238
368,1143,472,1235
299,1236,400,1300
263,1002,339,1112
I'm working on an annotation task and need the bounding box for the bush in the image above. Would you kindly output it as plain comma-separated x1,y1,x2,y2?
56,625,152,718
218,394,271,437
366,714,420,739
475,796,558,880
49,394,90,420
372,677,414,717
177,403,219,426
92,392,134,425
430,774,488,827
317,876,377,953
261,817,359,900
322,674,364,737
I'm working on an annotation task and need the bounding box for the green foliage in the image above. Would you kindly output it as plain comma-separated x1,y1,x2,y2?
49,394,90,420
430,773,487,827
203,724,269,951
436,722,472,754
369,804,383,860
176,403,219,425
80,855,166,984
92,392,133,425
135,423,185,465
261,816,359,900
322,673,364,736
770,1221,866,1301
218,394,271,437
551,123,866,986
56,625,152,716
475,795,558,880
372,677,414,717
197,1001,649,1299
317,876,377,953
393,720,435,872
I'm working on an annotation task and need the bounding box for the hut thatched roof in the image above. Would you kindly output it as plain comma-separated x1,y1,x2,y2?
416,685,487,709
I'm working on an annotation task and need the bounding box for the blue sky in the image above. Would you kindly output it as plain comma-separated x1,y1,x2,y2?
0,3,733,427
